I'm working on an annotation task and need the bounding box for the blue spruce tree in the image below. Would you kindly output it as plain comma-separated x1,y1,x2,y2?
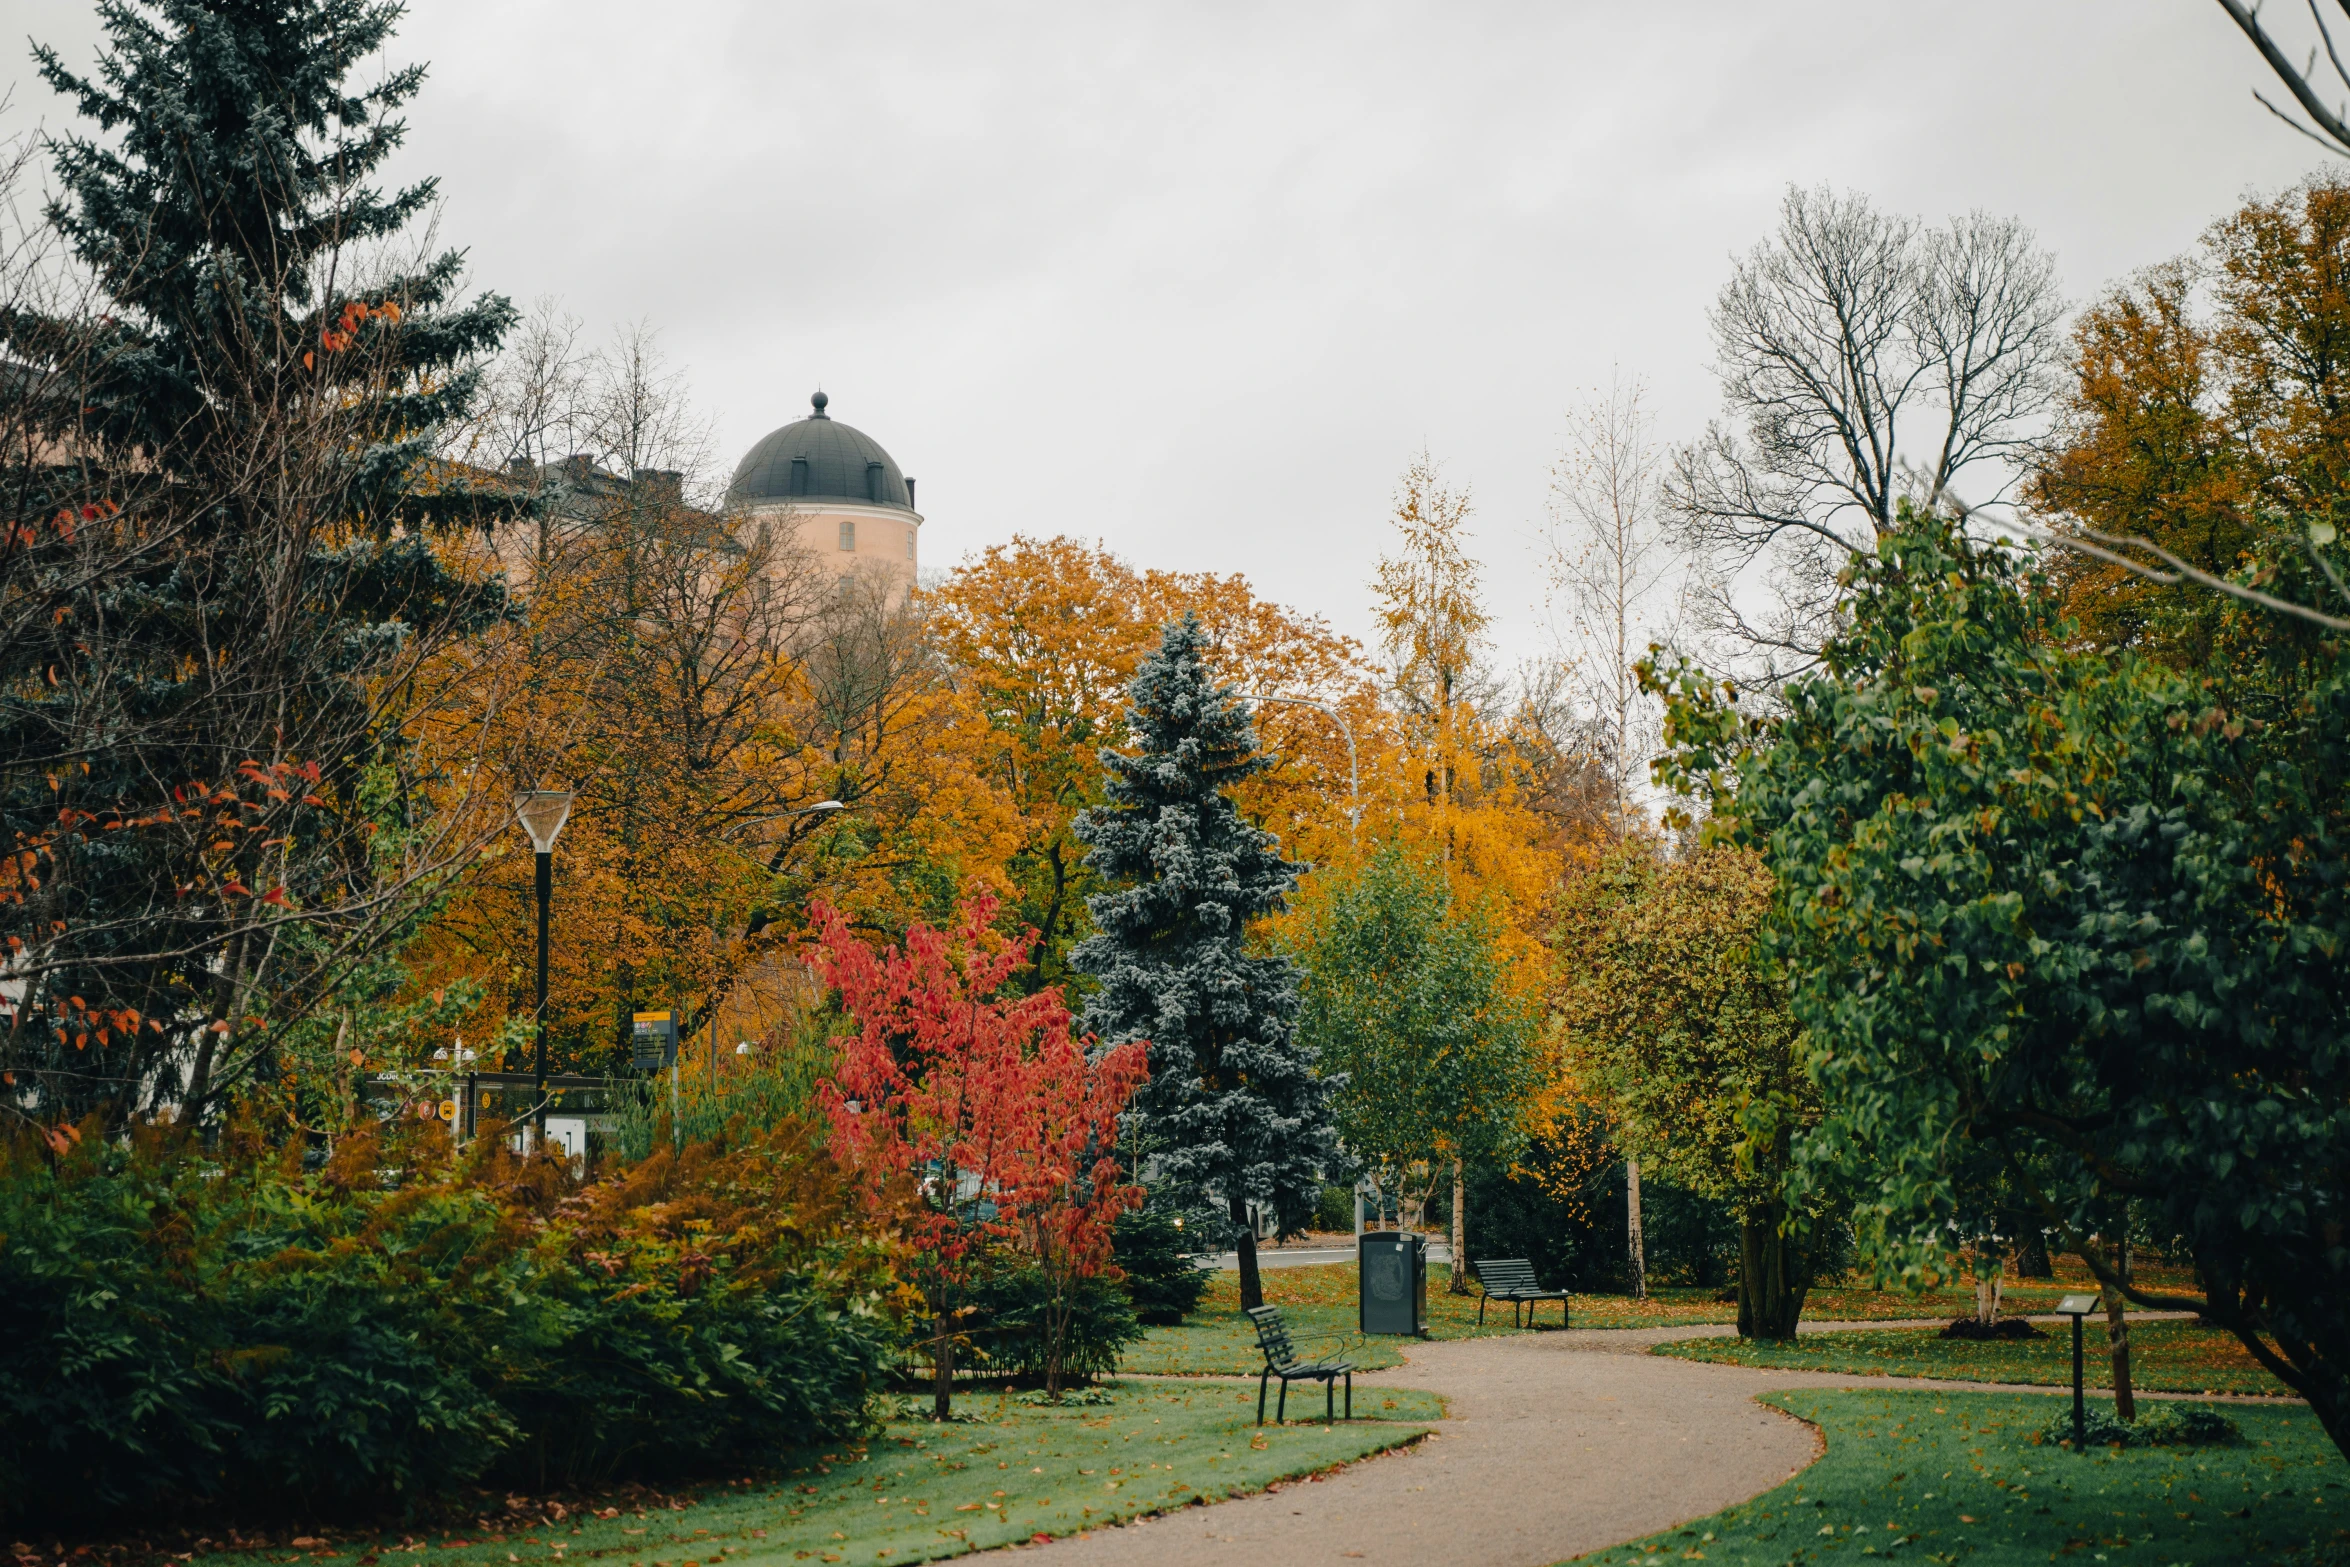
1072,613,1338,1310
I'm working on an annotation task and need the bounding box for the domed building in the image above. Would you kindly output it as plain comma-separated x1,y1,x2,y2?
728,391,921,595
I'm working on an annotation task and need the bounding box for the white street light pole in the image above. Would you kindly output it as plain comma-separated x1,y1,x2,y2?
1240,694,1359,847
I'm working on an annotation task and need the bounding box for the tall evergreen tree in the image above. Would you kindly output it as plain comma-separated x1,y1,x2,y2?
0,0,518,1125
1072,613,1337,1310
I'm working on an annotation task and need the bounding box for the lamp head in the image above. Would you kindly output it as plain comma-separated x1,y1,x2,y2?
514,790,575,853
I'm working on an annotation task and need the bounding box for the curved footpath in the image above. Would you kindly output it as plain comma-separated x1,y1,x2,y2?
1025,1314,2250,1567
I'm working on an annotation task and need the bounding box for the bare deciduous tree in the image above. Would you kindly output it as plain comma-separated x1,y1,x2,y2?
1544,372,1680,1300
1668,186,2063,685
1546,373,1677,843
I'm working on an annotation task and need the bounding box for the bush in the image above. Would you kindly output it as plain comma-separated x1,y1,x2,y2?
1112,1204,1209,1326
1941,1316,2048,1340
493,1125,900,1484
1464,1136,1647,1291
605,1031,831,1161
2040,1401,2242,1449
1313,1182,1355,1233
955,1266,1142,1384
0,1115,900,1527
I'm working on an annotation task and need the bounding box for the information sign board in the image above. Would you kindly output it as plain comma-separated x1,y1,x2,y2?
632,1010,678,1070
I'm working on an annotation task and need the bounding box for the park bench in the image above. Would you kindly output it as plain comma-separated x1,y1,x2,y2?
1472,1258,1570,1328
1244,1305,1354,1426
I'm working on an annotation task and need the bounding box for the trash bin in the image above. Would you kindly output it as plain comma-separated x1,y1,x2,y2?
1359,1230,1427,1336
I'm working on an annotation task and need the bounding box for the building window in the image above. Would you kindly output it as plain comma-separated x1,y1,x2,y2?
866,461,885,503
838,519,856,552
905,525,916,559
788,457,809,496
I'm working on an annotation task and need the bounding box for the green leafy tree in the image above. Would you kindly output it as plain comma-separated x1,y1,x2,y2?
1648,505,2350,1455
0,0,518,1125
1071,613,1338,1311
1558,844,1825,1339
1286,844,1537,1283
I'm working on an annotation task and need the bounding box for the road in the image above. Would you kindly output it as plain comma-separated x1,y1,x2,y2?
1202,1240,1451,1270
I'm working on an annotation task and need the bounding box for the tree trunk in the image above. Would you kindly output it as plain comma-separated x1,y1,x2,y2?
1448,1158,1469,1294
1044,1284,1069,1402
2107,1229,2135,1421
1230,1193,1264,1312
1626,1159,1648,1299
1973,1240,2006,1326
2012,1222,2053,1278
931,1282,955,1421
1737,1212,1807,1340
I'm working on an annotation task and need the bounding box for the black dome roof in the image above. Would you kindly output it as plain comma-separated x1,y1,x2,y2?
728,392,913,511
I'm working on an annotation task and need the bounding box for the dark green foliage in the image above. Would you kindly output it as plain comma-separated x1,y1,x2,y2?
1462,1158,1602,1292
0,1121,896,1526
1462,1151,1737,1293
1111,1204,1210,1326
1312,1183,1355,1234
957,1267,1142,1384
1288,845,1539,1199
2042,1401,2242,1449
0,1131,517,1516
1650,504,2350,1454
1639,1178,1744,1290
1,0,522,1127
1072,614,1338,1305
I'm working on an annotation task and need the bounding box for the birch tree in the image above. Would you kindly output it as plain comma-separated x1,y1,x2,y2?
1544,374,1678,1294
1370,454,1496,1284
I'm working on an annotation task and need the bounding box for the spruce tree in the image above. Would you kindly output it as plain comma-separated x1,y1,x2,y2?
0,0,518,1124
1072,613,1337,1310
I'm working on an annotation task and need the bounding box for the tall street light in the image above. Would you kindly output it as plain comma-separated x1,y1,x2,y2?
514,789,575,1150
1240,694,1359,847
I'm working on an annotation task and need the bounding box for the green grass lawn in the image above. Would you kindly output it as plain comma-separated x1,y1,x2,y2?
1570,1388,2348,1565
1655,1319,2294,1397
1123,1257,2205,1374
190,1382,1442,1567
1121,1262,1521,1374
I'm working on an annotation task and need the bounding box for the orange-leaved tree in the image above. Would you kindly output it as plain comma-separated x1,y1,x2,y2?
2030,173,2350,686
812,890,1146,1411
929,536,1376,987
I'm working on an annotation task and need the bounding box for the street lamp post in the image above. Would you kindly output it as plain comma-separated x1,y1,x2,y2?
1240,694,1359,846
2057,1292,2099,1451
513,790,575,1151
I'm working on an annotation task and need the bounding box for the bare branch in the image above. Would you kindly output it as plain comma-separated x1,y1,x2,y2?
1932,477,2350,632
2220,0,2350,153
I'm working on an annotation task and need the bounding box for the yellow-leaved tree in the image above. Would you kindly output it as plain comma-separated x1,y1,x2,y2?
1364,455,1569,1284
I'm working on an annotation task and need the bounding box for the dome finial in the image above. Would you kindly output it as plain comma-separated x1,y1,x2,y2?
810,389,830,419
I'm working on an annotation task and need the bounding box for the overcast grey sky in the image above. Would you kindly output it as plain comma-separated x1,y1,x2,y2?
3,2,2330,668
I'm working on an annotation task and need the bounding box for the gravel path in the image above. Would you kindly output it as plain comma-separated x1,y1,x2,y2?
1023,1314,2233,1567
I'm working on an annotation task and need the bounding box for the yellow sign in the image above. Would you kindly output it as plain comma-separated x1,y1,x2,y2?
438,1099,459,1123
634,1010,673,1023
